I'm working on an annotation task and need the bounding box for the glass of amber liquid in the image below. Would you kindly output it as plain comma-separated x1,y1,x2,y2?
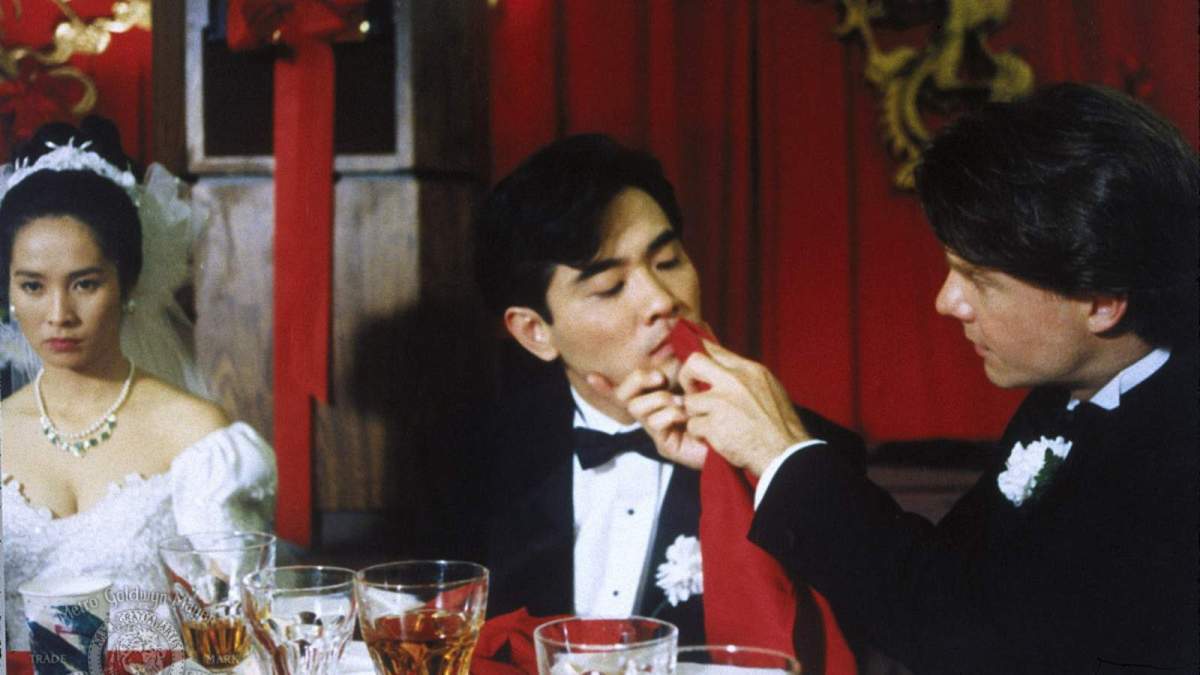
158,531,277,672
354,561,488,675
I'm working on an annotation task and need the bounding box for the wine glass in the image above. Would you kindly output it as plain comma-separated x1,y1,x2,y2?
243,566,358,675
532,616,677,675
158,531,276,672
353,561,488,675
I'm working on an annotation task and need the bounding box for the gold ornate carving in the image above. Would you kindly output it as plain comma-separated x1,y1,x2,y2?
834,0,1034,188
0,0,151,119
11,0,151,65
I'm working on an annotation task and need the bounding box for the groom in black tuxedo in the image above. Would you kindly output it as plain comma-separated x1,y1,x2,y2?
472,134,864,655
675,84,1198,673
472,134,712,642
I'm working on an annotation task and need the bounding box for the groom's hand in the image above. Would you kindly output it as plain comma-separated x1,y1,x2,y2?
680,341,810,477
588,369,708,470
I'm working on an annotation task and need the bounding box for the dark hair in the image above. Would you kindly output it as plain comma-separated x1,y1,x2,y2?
916,83,1199,349
1,116,143,297
474,134,683,321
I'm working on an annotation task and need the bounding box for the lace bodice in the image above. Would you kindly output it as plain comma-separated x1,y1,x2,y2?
3,422,276,650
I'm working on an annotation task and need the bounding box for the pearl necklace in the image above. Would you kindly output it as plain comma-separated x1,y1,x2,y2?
35,359,136,458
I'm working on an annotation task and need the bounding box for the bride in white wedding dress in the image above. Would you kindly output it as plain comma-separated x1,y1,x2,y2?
0,118,276,651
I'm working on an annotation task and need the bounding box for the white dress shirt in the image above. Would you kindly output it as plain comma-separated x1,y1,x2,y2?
753,347,1172,509
1068,347,1169,411
570,387,673,616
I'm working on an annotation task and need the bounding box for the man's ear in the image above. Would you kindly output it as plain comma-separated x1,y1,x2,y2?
1087,294,1129,334
504,307,560,362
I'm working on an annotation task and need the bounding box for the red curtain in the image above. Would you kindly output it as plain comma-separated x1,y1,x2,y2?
489,0,1199,444
0,0,152,164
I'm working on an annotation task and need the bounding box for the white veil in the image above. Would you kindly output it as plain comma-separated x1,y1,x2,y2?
0,161,210,398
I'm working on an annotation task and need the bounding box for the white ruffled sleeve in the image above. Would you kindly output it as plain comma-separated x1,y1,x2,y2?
170,421,278,536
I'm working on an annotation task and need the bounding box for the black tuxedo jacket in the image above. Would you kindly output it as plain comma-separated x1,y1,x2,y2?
750,348,1199,674
481,363,705,643
481,356,867,663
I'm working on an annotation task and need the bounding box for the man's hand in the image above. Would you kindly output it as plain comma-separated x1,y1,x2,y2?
679,341,811,476
587,369,708,470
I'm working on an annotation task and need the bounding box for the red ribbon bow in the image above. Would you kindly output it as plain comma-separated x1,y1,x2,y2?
227,0,366,51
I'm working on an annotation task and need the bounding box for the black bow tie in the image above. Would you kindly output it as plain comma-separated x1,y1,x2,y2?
573,427,662,470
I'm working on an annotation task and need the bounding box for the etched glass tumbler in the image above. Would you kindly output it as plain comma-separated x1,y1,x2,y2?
533,617,678,675
159,531,276,672
243,565,358,675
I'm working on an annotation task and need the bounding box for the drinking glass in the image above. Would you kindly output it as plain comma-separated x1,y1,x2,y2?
158,531,277,672
533,616,677,675
353,561,488,675
675,645,801,674
243,566,358,675
19,576,112,675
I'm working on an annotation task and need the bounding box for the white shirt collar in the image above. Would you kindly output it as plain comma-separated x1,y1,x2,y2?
1068,347,1170,411
570,386,642,434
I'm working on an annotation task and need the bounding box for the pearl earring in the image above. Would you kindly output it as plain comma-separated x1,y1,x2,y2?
123,298,136,314
7,303,14,319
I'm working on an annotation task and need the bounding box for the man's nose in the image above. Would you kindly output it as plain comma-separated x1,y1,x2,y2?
635,268,679,322
935,272,972,321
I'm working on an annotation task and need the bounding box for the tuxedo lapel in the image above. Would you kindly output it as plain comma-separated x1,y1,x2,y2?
988,358,1172,533
484,353,712,639
996,388,1073,458
987,388,1078,534
1017,403,1105,519
637,466,705,644
487,457,575,616
485,368,577,618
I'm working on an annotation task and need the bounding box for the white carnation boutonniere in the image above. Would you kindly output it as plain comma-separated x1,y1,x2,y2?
655,534,703,607
997,435,1073,507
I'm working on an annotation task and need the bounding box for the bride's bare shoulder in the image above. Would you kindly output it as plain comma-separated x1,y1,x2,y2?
134,375,231,448
0,385,40,449
1,383,37,412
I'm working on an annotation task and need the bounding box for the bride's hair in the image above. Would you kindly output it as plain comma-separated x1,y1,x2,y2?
0,116,143,297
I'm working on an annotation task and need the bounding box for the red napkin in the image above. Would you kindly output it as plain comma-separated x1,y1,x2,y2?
471,608,567,675
669,319,857,674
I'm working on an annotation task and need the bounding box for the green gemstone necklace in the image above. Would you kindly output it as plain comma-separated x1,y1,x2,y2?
35,359,136,458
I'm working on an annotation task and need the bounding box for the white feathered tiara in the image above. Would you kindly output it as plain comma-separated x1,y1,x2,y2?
6,138,138,199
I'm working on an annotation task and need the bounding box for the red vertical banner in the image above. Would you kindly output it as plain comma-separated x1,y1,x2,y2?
272,41,335,546
228,0,366,548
